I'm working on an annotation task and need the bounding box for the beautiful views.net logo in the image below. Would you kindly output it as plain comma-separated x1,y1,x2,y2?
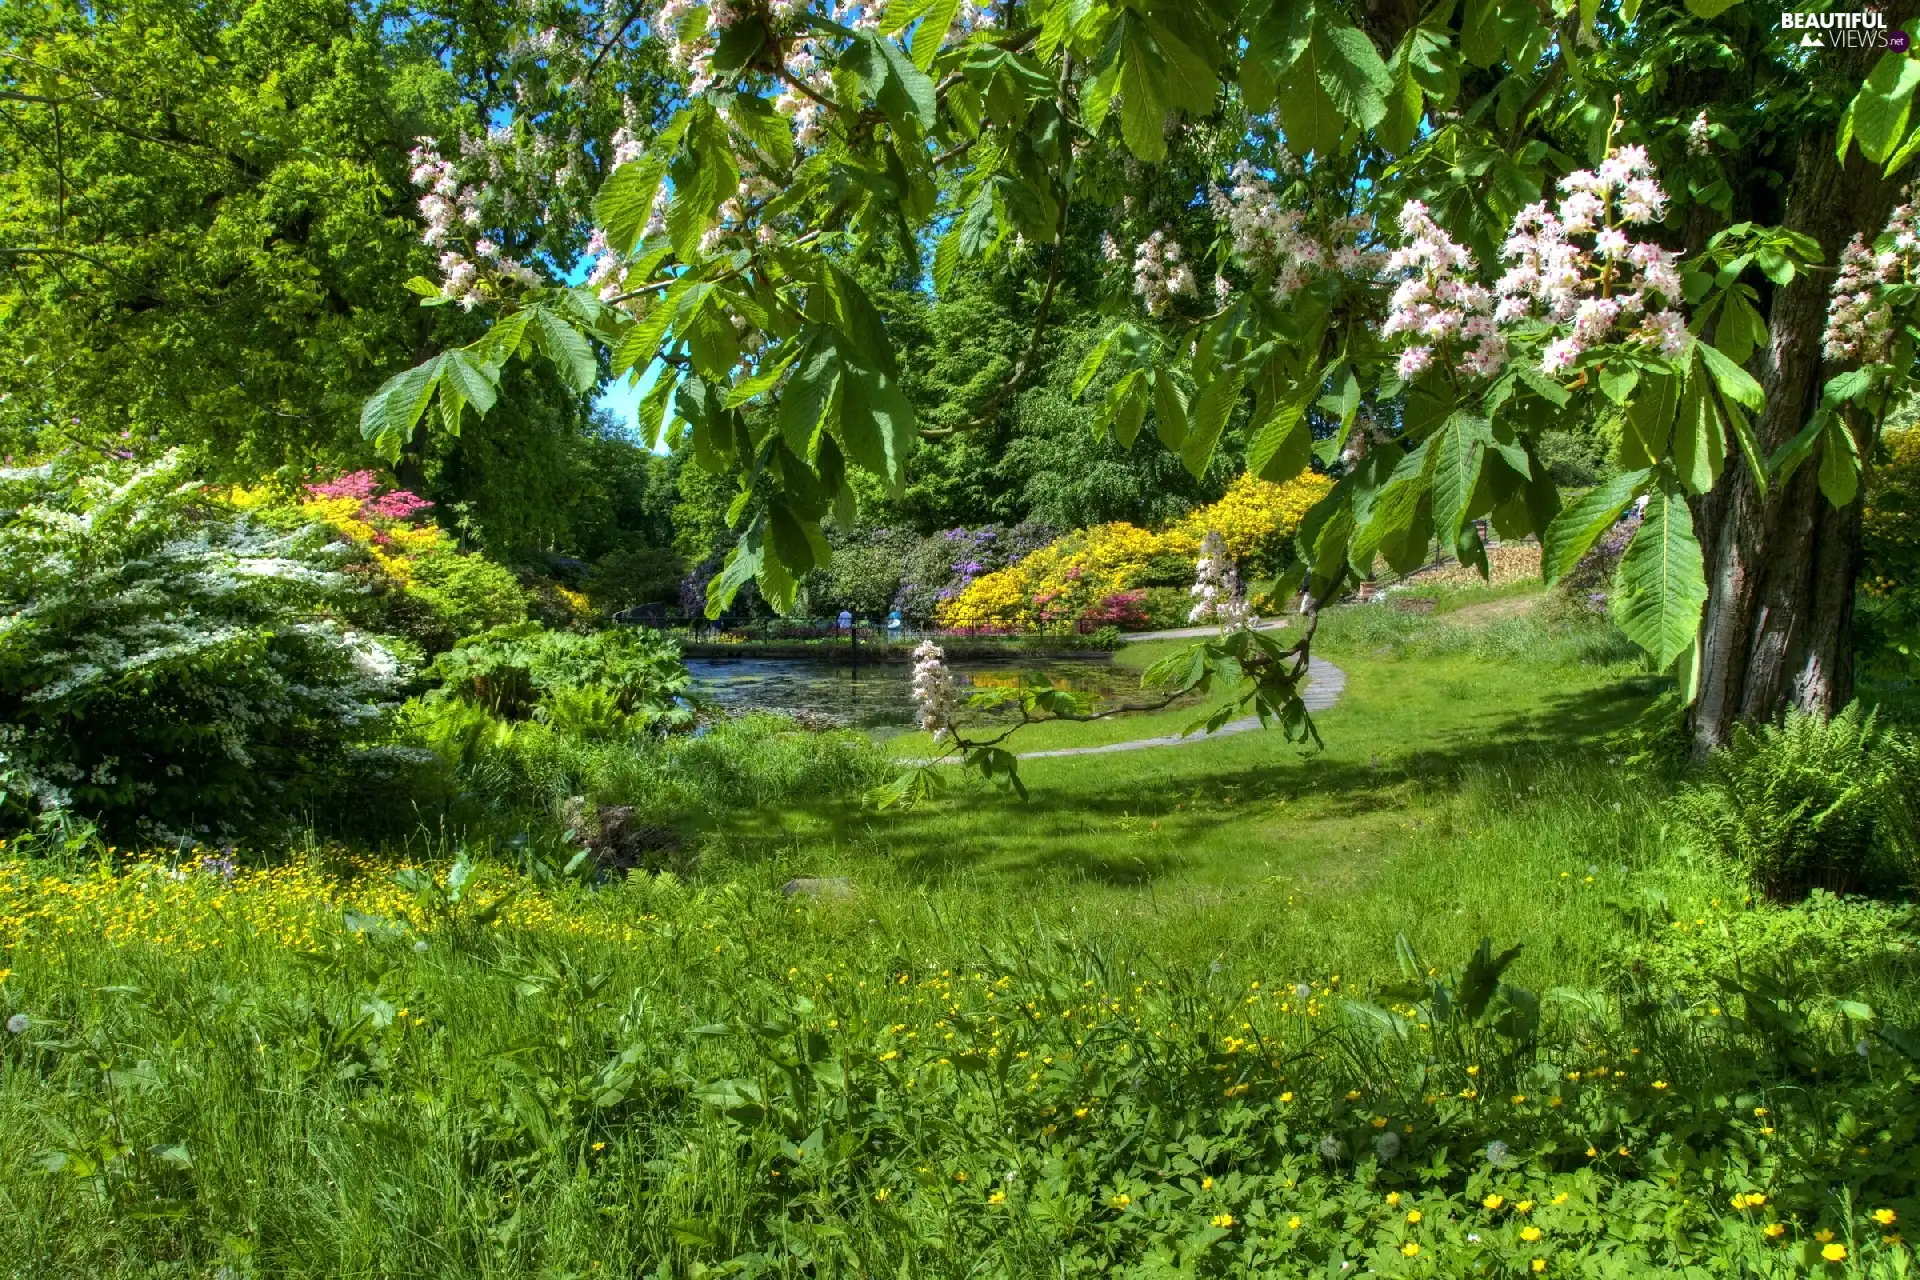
1781,10,1910,51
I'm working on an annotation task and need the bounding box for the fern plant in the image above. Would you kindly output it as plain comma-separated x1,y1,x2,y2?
0,452,402,839
1671,705,1920,900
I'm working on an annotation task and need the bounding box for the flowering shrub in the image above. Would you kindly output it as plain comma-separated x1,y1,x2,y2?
1164,473,1334,573
230,470,529,652
0,453,402,839
1078,590,1150,631
892,522,1054,624
938,474,1331,630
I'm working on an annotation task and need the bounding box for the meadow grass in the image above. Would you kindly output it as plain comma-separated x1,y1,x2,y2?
2,594,1917,1277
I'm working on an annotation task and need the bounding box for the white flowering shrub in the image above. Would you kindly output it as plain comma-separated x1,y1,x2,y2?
0,453,403,838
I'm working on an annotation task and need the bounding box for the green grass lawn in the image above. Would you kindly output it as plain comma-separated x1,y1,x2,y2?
741,592,1663,900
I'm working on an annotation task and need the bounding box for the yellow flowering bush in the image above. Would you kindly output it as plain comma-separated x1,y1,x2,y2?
228,471,529,650
1163,471,1334,564
936,471,1331,630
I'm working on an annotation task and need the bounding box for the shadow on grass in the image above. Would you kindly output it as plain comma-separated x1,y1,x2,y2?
704,672,1670,890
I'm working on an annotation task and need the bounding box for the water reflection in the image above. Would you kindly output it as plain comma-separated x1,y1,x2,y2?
685,656,1149,735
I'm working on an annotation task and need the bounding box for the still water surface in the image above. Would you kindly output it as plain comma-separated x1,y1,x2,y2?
685,656,1152,734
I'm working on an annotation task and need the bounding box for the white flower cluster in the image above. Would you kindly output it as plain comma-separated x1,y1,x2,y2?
911,640,960,743
1189,530,1255,633
1132,230,1199,316
1687,111,1712,157
408,136,540,309
1822,199,1920,363
1210,161,1381,305
1493,146,1685,376
1382,201,1505,380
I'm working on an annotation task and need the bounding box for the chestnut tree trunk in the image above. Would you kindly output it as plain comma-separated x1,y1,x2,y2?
1688,133,1900,755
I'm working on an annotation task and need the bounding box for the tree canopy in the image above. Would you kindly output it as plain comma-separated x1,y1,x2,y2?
213,0,1920,748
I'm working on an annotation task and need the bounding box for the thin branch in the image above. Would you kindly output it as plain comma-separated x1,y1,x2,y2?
599,229,824,306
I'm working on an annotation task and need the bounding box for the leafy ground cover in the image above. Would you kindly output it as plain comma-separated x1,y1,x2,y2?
2,597,1918,1277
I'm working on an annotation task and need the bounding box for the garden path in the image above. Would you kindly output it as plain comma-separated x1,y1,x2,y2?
1116,618,1291,643
1009,656,1345,760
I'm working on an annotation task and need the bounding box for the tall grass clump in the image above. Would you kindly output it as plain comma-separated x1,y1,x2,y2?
1315,598,1641,669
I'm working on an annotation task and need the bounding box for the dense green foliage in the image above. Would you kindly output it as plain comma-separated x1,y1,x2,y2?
1671,706,1920,901
0,454,400,839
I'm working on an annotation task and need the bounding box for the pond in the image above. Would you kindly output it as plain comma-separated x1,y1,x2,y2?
685,655,1157,735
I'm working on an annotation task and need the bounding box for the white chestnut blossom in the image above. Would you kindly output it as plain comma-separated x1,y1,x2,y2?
911,641,960,742
1132,230,1198,316
1494,146,1686,376
1189,531,1255,633
1687,111,1712,157
407,135,548,307
1822,196,1920,363
1209,161,1382,304
1382,201,1506,380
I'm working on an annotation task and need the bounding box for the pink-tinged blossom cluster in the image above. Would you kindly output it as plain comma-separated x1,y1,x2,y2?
1821,199,1920,363
1209,160,1382,305
307,472,434,523
1189,530,1255,632
1687,111,1712,157
1132,230,1199,316
1382,202,1506,380
1493,147,1686,376
407,136,542,308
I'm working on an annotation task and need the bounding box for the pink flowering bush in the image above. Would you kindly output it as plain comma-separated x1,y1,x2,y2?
230,472,529,653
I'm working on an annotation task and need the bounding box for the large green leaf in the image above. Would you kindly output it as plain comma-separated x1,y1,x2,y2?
707,527,764,618
1621,370,1678,468
1239,0,1312,113
1540,468,1649,584
909,0,963,69
1106,369,1148,449
1153,374,1189,453
1118,24,1171,162
1429,412,1489,550
1142,16,1218,117
779,332,841,455
612,276,700,377
1611,485,1708,668
873,34,938,129
1182,368,1243,479
1248,397,1312,483
1851,52,1920,165
438,348,500,416
360,359,442,458
1673,358,1727,496
1818,414,1863,507
1695,341,1764,411
528,308,598,392
836,360,917,489
1314,20,1390,131
1275,43,1342,155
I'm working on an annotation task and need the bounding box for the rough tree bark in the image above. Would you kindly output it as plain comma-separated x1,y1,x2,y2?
1688,132,1902,755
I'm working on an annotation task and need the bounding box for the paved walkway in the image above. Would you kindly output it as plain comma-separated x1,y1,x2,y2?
1002,656,1346,761
1115,619,1291,643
